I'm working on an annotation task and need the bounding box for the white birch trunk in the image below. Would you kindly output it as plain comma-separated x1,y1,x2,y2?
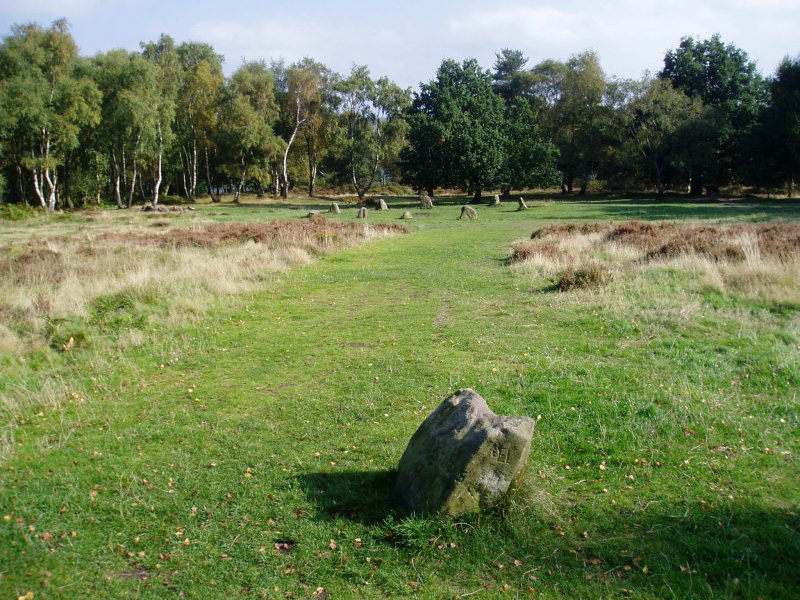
44,168,57,212
281,97,306,198
114,175,122,208
128,164,137,208
204,144,218,202
234,155,247,204
153,124,163,208
31,168,47,209
180,149,188,197
191,131,197,200
128,134,141,208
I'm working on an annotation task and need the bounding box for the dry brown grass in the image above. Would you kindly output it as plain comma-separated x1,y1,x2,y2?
92,215,407,250
523,220,800,262
556,262,612,291
0,216,406,354
512,220,800,299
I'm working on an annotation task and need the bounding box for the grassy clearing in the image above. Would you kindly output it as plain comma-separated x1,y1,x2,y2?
1,195,799,598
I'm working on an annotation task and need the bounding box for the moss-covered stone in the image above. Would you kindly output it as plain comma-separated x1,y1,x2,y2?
392,389,535,515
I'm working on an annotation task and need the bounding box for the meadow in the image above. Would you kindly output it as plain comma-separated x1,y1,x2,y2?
1,194,798,598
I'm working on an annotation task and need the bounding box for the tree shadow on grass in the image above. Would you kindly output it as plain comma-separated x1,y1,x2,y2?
296,468,800,595
550,197,800,222
541,501,800,598
298,469,397,525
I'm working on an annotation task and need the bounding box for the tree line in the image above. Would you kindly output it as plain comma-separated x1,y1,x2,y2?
0,20,797,211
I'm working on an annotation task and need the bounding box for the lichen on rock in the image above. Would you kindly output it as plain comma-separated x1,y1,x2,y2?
392,389,535,515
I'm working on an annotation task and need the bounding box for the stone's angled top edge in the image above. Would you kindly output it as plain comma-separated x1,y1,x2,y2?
443,388,483,406
448,389,536,427
505,415,536,427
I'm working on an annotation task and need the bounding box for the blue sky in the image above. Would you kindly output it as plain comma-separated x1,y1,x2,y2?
2,0,798,88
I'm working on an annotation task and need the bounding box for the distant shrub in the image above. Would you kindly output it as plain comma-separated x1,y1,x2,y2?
556,262,611,291
529,221,800,264
0,248,67,286
91,291,138,317
158,194,185,205
603,221,678,251
90,291,149,335
510,241,566,263
647,234,745,262
370,183,412,196
46,317,91,351
756,223,800,259
531,222,608,239
94,216,406,250
0,203,39,221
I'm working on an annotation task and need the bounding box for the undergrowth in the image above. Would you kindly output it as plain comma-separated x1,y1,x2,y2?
513,220,800,302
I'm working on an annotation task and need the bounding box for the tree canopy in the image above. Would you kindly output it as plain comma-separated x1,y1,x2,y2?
660,34,768,189
404,59,507,200
0,20,796,207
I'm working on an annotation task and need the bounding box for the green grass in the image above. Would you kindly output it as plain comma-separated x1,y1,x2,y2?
1,195,799,598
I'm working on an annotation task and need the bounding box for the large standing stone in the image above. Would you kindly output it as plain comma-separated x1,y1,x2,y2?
489,194,501,207
377,198,389,210
357,206,368,219
419,195,434,209
392,389,535,515
330,202,341,214
459,205,477,220
518,197,529,211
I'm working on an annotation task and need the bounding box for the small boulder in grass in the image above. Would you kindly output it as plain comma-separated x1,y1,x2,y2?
489,194,501,207
357,206,368,219
378,198,388,210
518,197,529,210
400,211,413,220
459,205,477,220
330,202,341,214
392,389,535,515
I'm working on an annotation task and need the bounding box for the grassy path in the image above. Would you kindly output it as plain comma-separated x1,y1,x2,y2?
2,201,799,598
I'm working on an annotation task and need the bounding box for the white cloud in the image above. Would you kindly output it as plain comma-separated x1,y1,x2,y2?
2,0,796,87
443,1,792,78
190,17,408,81
0,0,103,17
448,5,578,48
